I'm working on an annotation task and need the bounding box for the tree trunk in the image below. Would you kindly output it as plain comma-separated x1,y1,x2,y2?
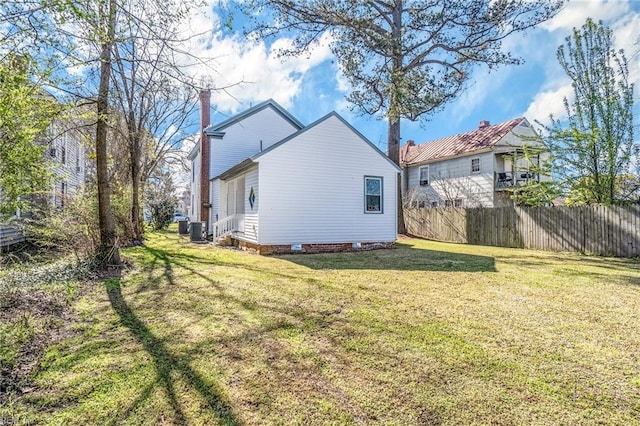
131,169,143,241
388,116,406,234
130,117,143,242
389,1,406,234
96,0,120,266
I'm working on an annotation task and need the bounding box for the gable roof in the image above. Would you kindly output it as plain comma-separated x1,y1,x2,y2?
402,117,528,166
254,112,401,171
211,111,400,181
204,99,304,137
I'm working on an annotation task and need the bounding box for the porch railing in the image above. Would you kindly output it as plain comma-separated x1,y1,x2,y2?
210,214,242,241
495,171,538,190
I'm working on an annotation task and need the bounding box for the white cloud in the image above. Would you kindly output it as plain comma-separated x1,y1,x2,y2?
542,0,629,32
523,82,573,126
208,32,334,112
611,12,640,85
175,2,335,114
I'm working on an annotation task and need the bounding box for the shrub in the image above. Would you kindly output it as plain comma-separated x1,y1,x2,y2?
148,199,174,230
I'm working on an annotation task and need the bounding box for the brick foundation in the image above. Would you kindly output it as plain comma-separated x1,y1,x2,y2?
233,239,395,255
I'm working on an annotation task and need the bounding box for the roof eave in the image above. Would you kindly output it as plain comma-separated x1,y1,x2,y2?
405,147,494,166
210,158,255,181
203,129,225,139
208,99,304,133
186,140,200,160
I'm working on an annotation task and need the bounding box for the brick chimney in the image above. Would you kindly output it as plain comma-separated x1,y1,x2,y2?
400,140,416,164
199,89,211,223
479,120,490,129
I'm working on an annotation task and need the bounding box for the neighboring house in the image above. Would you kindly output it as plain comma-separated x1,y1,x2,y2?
400,118,548,208
1,122,86,247
189,95,400,254
47,122,87,207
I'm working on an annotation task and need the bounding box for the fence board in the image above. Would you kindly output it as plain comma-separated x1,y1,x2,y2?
0,225,25,247
404,205,640,257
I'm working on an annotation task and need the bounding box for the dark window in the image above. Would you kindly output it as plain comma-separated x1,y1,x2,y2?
419,166,429,186
454,198,463,207
60,182,66,208
471,158,480,173
61,146,66,164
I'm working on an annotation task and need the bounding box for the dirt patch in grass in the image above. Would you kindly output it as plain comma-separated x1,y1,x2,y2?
0,288,75,397
0,260,122,411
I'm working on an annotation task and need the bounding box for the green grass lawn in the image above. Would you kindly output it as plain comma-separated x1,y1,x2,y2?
6,229,640,425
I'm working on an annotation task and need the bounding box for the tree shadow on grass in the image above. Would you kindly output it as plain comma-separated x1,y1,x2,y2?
276,242,496,272
105,276,239,425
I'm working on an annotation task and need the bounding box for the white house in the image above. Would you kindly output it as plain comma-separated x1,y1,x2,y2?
400,118,548,208
188,96,400,254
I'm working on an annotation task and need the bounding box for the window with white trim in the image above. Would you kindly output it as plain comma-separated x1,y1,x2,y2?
471,158,480,173
419,166,429,186
364,176,383,213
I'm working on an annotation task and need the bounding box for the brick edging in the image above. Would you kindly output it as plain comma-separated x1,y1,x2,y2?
233,239,395,255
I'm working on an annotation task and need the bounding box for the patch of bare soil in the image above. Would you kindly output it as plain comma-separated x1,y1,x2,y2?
0,287,82,402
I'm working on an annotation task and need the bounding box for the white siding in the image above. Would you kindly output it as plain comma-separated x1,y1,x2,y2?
210,107,299,178
494,121,538,149
49,127,86,206
242,166,259,243
189,148,201,221
256,115,398,245
405,152,495,207
211,179,220,223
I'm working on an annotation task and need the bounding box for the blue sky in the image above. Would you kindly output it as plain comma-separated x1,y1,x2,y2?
180,0,640,152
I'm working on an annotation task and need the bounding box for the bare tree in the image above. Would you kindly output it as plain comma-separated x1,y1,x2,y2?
109,3,201,240
2,0,221,261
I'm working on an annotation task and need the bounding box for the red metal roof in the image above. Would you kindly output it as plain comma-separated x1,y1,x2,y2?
402,118,526,165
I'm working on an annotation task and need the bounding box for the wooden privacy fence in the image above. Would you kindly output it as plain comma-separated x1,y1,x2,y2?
404,205,640,257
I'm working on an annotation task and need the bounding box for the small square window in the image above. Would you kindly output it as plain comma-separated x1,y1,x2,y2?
471,158,480,173
364,176,383,213
454,198,463,208
431,201,439,208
